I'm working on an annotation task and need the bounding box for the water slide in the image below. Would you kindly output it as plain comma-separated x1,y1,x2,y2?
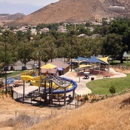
45,77,77,94
20,75,77,94
21,75,45,87
21,75,34,81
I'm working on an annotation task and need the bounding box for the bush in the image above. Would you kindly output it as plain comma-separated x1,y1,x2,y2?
4,114,43,129
84,94,88,101
109,86,116,94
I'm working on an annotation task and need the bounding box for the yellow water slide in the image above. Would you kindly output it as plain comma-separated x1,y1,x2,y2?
46,82,73,90
21,75,73,90
21,75,45,87
21,75,34,81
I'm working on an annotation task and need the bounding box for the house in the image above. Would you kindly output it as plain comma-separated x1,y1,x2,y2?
51,60,70,75
40,27,49,34
57,25,67,33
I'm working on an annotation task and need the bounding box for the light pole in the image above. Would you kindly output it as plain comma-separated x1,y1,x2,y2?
70,43,73,72
4,32,8,94
78,60,80,83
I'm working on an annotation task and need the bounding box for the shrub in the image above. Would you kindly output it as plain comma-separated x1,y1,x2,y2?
84,94,88,101
4,114,43,129
109,86,116,95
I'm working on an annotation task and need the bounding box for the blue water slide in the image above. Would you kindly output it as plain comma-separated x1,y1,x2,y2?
51,77,77,94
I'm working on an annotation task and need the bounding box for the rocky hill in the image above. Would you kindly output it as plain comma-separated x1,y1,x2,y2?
6,0,130,26
0,13,25,26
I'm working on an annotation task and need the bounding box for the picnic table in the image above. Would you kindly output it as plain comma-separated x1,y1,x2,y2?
80,72,90,79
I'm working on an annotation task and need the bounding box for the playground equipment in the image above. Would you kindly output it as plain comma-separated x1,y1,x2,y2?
20,74,77,105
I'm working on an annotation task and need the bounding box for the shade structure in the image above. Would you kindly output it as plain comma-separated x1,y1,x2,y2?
40,63,57,69
5,77,15,85
85,56,107,64
79,65,92,68
98,57,109,64
76,56,87,61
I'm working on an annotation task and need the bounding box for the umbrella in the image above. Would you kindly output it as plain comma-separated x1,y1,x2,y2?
40,63,57,69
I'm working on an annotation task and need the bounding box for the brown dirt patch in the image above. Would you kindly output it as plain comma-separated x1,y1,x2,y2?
114,68,130,73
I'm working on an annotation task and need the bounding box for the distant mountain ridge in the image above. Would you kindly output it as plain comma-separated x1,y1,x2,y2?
0,1,43,15
5,0,130,26
0,13,26,26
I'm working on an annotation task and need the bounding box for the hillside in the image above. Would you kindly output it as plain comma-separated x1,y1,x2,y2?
0,92,129,130
28,93,130,130
7,0,130,26
0,13,25,26
0,68,130,130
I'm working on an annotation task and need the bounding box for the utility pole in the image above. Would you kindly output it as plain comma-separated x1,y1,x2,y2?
4,32,8,94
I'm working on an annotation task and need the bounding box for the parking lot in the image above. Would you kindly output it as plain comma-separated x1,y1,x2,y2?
13,60,45,71
4,58,71,71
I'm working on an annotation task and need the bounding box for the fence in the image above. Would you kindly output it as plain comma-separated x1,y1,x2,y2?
0,99,85,122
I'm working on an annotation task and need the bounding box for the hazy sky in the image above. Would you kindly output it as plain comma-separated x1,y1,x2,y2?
0,0,60,6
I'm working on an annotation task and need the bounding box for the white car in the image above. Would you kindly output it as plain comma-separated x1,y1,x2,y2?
32,64,39,69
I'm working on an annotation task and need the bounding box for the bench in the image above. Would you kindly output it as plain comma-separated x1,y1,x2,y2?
103,75,110,78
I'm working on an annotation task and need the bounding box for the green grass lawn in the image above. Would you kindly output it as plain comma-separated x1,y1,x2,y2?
110,60,130,66
0,71,23,79
87,74,130,95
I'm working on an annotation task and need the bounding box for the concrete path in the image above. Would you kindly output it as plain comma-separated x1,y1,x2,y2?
61,68,127,95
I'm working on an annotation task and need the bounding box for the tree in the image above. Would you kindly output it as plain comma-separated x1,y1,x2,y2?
108,18,130,62
17,41,33,66
41,35,57,62
0,30,18,66
102,33,126,63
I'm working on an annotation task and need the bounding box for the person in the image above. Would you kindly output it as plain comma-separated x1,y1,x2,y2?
46,71,49,76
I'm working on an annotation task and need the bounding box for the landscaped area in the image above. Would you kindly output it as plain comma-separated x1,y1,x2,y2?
0,71,22,78
110,60,130,66
87,74,130,95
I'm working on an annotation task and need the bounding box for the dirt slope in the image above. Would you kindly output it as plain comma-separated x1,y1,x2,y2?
7,0,130,26
28,93,130,130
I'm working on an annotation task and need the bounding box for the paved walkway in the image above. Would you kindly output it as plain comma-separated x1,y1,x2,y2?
61,68,127,95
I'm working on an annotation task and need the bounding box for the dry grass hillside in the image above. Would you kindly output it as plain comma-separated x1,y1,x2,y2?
0,68,130,130
0,94,53,130
7,0,130,26
27,93,130,130
0,13,25,26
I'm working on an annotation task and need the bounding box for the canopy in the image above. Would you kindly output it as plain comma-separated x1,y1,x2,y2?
79,65,92,68
40,63,57,69
85,56,107,64
76,56,87,61
57,67,63,71
5,77,15,85
72,60,83,63
98,57,109,64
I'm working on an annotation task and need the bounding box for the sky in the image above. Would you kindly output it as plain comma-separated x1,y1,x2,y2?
0,0,60,14
0,0,60,6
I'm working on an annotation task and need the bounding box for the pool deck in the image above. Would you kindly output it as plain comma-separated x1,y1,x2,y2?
13,68,127,96
61,68,127,95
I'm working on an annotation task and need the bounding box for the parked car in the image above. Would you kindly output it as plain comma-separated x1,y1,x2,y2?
4,66,9,71
10,66,15,71
32,64,39,69
21,66,27,70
